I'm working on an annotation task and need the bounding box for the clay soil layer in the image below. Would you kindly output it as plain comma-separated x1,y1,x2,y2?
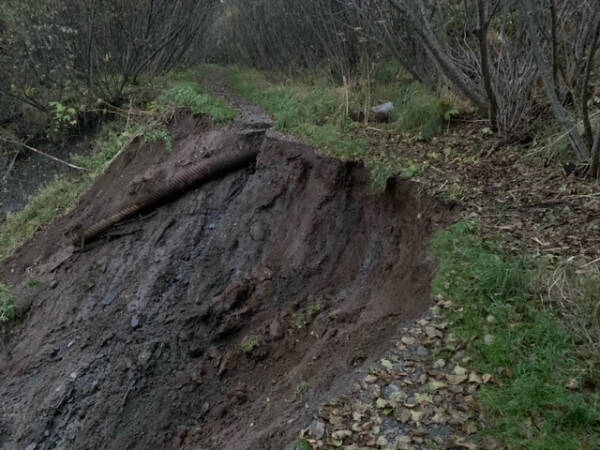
0,114,450,450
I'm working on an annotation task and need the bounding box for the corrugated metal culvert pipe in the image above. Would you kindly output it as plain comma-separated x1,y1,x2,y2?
73,136,264,245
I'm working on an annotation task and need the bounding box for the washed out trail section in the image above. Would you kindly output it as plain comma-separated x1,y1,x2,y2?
0,108,451,450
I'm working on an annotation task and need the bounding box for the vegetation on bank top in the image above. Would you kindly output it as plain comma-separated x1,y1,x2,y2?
229,66,368,156
228,65,454,189
2,0,600,175
0,0,215,123
158,81,236,123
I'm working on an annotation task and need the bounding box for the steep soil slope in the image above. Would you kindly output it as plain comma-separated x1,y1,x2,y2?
0,113,451,450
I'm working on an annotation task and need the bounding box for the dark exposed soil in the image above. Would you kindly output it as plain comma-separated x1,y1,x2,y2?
0,110,452,450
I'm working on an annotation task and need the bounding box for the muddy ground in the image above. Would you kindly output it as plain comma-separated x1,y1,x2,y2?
0,106,452,450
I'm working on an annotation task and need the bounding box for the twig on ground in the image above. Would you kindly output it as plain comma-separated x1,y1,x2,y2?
564,193,600,199
580,257,600,268
0,137,88,171
366,126,388,133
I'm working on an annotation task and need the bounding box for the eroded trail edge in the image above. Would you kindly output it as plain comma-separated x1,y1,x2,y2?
1,100,455,450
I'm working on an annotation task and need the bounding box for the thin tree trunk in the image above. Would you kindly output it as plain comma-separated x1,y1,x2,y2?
389,0,489,112
477,0,498,128
86,0,97,90
579,10,600,150
591,118,600,179
549,0,559,93
520,0,589,160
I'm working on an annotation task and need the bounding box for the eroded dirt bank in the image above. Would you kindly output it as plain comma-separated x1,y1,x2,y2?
0,113,451,450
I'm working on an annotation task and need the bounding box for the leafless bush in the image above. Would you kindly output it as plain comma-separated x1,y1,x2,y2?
348,0,600,154
357,0,539,140
217,0,375,79
0,0,217,111
520,0,600,175
355,1,438,88
490,31,540,139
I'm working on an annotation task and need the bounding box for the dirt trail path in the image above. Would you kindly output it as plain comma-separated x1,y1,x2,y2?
201,66,302,145
202,66,273,129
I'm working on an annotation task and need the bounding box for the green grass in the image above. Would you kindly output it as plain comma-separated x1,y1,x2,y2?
144,128,173,152
241,335,261,353
228,66,367,161
371,61,460,138
291,311,308,330
385,82,458,139
158,81,235,122
307,300,324,318
294,381,310,399
289,302,325,331
0,176,86,260
432,222,600,449
0,283,16,322
540,262,600,391
368,61,459,138
294,439,313,450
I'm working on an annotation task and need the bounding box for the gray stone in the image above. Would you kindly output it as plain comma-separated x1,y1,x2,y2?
131,316,140,329
137,349,153,368
308,419,326,440
269,319,284,340
103,292,116,306
383,383,401,398
200,402,210,417
371,102,395,122
415,346,429,357
371,101,394,114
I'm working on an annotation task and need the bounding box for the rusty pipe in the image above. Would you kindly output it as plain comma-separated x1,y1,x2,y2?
73,144,260,245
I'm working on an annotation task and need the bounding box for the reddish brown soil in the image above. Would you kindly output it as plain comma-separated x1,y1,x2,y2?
0,113,452,450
